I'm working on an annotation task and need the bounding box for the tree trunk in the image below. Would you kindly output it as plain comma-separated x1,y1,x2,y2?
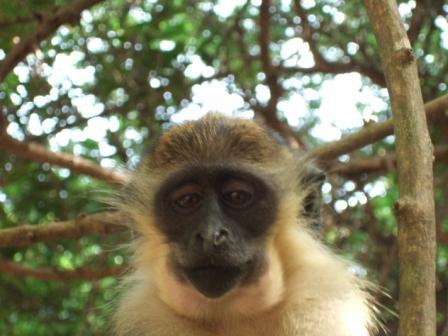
363,1,436,336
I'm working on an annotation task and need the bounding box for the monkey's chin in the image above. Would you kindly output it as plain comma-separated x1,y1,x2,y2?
183,266,243,299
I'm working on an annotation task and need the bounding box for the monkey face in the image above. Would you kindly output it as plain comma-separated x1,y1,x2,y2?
154,166,277,299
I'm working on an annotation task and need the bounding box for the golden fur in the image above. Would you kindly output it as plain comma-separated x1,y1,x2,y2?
113,114,376,336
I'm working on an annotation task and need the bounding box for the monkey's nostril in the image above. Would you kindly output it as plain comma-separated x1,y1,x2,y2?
195,232,204,244
194,228,228,250
213,229,229,247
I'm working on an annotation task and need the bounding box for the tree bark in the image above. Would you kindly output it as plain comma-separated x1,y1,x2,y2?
0,258,126,281
364,1,436,336
0,212,127,247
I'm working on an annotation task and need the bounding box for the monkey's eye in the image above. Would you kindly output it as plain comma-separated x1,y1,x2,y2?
174,193,202,209
221,179,254,209
170,184,203,212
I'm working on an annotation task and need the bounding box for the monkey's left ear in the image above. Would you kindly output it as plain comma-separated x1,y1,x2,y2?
300,167,326,224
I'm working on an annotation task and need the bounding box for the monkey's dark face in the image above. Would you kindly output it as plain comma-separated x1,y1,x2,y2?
154,166,277,299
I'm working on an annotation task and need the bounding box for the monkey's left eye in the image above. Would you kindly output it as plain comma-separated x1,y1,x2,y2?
221,179,254,209
170,184,203,212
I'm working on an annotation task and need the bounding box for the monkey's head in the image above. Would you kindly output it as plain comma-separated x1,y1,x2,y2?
122,113,324,318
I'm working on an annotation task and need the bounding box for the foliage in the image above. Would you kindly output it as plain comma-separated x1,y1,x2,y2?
0,0,447,334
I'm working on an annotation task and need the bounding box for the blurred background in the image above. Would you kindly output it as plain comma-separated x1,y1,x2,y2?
0,0,447,335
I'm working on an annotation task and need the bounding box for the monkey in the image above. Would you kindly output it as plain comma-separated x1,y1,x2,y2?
113,113,376,336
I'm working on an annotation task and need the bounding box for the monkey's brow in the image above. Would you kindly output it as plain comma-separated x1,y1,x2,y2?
157,166,265,193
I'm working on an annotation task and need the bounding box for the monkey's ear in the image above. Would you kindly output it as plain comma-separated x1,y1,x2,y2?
300,167,326,226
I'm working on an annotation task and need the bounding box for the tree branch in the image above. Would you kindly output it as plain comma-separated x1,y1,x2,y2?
407,0,427,44
0,0,104,83
231,1,253,70
310,93,448,163
436,173,448,246
0,212,128,247
364,1,436,335
0,134,129,186
0,16,37,29
437,221,448,246
0,258,126,281
331,145,448,177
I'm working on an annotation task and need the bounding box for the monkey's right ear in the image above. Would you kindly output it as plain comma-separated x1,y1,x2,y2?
300,167,326,226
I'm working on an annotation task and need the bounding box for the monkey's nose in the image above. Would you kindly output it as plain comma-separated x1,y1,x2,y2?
195,228,229,251
212,228,229,246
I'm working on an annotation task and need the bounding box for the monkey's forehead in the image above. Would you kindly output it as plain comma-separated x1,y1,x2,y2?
147,114,284,170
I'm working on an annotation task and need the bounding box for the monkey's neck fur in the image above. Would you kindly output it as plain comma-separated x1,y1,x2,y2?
114,197,374,336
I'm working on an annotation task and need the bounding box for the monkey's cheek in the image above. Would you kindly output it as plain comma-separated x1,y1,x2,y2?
183,266,243,299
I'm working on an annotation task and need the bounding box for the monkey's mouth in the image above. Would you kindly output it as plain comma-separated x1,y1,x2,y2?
183,265,244,299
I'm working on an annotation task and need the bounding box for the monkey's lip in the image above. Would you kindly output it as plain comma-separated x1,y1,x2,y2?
183,265,244,299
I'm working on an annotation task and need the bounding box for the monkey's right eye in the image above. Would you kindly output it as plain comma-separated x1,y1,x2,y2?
170,184,203,211
173,193,202,210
